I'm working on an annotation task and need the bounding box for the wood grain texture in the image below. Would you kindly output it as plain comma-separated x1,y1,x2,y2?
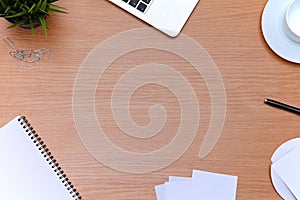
1,0,300,199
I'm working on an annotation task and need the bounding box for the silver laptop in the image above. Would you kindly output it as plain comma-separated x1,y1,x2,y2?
109,0,200,37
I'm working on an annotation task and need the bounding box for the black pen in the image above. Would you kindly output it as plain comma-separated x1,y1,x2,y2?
264,98,300,115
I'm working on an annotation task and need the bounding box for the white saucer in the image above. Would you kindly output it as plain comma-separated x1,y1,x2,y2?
262,0,300,63
270,138,300,200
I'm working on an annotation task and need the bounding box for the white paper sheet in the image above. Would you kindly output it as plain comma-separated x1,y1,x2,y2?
272,146,300,199
168,176,191,182
0,116,77,200
154,170,238,200
155,184,166,200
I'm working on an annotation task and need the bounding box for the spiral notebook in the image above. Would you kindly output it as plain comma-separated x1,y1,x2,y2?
0,116,82,200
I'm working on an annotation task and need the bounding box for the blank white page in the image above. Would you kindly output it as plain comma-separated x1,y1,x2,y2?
0,116,78,200
272,146,300,199
164,170,237,200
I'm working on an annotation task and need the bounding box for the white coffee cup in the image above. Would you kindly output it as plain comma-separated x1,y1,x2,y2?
284,0,300,42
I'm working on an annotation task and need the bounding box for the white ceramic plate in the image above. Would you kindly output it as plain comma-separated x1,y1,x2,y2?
262,0,300,63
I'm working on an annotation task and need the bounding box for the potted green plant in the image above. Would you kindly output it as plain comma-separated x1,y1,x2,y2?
0,0,67,35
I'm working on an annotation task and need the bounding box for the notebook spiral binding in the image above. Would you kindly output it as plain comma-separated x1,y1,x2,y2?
17,116,82,200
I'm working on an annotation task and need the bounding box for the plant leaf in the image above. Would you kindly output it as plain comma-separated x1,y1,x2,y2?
7,19,26,28
38,9,49,16
0,0,8,9
49,3,67,10
4,5,11,14
48,7,67,14
32,0,42,14
13,1,19,10
40,0,47,11
38,16,48,36
28,3,36,14
29,17,35,35
4,10,26,18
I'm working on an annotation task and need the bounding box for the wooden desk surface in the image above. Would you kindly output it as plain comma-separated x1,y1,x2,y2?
1,0,300,199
